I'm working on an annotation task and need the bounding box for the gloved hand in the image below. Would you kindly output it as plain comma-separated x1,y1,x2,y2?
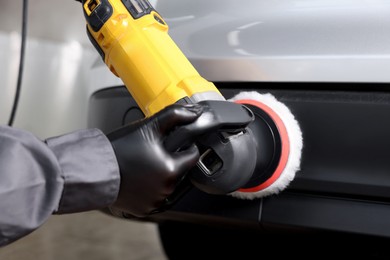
106,103,204,218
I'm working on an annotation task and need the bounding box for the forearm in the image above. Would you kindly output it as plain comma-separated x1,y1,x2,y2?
0,126,120,246
47,128,120,214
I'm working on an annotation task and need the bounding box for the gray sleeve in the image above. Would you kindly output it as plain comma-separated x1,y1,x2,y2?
0,126,120,247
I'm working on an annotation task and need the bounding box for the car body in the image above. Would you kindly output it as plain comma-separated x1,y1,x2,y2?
87,0,390,258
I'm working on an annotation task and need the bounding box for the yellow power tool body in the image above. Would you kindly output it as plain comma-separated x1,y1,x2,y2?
82,0,224,117
80,0,258,197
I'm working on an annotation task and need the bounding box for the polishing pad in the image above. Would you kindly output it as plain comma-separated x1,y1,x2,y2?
228,91,303,200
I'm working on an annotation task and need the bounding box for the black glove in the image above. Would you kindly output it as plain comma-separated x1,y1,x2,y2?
106,104,204,218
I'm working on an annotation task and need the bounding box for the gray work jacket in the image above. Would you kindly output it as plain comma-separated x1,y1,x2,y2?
0,126,120,246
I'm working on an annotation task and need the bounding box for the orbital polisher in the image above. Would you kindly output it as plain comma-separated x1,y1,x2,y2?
78,0,303,201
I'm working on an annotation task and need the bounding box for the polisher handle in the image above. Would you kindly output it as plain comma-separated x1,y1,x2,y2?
151,100,255,212
164,100,255,152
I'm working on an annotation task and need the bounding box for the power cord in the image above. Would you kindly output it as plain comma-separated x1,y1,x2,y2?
8,0,28,126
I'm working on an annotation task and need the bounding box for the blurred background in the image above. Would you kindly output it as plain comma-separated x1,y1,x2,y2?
0,0,167,259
